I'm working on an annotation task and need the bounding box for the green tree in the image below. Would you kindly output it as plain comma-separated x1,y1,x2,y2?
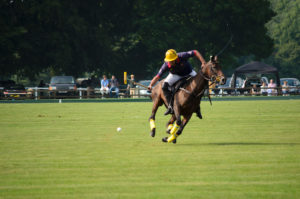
0,0,114,80
111,0,275,78
266,0,300,78
0,0,275,81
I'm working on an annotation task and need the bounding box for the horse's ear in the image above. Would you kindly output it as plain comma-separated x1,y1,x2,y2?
210,55,218,63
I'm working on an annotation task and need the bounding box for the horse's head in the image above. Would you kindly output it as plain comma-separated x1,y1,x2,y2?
202,55,226,85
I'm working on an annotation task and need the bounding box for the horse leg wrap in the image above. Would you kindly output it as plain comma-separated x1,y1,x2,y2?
170,123,180,135
167,133,178,143
150,119,156,130
167,124,173,132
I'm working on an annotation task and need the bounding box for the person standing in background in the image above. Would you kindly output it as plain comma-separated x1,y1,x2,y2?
127,74,136,98
267,79,277,96
260,82,268,96
282,80,289,96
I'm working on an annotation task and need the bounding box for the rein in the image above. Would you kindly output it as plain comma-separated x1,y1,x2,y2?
178,62,219,105
179,85,212,105
179,70,214,105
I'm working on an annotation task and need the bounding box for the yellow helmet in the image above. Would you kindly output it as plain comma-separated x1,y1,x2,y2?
164,49,178,62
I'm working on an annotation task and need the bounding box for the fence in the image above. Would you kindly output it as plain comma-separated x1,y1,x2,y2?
0,87,151,100
0,86,299,100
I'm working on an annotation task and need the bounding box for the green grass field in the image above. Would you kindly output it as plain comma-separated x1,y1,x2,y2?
0,100,300,199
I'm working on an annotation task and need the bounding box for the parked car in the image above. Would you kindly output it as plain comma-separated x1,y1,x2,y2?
76,76,99,88
218,77,244,95
3,84,28,98
239,76,269,94
280,78,300,94
49,76,77,97
135,80,151,96
242,76,268,88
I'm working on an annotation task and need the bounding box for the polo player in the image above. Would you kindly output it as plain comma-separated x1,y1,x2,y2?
148,49,207,115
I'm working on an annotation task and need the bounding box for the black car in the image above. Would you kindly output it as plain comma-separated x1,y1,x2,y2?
49,76,77,97
3,84,28,98
0,80,16,97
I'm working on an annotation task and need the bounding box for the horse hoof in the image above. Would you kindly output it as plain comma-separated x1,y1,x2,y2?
196,114,202,119
172,139,177,144
150,128,156,137
162,137,168,142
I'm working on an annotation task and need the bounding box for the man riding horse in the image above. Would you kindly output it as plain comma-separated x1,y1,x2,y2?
147,50,225,143
148,49,207,116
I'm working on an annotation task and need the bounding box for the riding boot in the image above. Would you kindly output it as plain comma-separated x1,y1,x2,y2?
164,103,174,115
162,83,174,115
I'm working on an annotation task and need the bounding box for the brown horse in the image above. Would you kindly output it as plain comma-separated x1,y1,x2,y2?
148,56,226,143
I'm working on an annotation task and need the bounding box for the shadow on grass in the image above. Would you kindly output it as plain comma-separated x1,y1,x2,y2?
179,142,300,146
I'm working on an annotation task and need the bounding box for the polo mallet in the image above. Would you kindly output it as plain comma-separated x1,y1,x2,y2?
124,71,150,89
216,23,233,57
133,82,149,89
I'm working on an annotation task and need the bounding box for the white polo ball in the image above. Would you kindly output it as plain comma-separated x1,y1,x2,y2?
117,127,122,132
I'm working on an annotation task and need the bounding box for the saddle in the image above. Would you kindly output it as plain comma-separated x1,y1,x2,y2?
166,75,192,108
168,75,203,119
171,75,193,94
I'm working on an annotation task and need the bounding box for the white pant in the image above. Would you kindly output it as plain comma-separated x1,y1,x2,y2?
100,87,109,95
164,70,197,86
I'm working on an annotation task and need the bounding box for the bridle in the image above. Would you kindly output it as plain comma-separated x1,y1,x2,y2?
199,61,221,85
179,60,222,104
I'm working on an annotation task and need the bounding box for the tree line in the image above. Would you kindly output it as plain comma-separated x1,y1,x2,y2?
266,0,300,78
0,0,298,82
